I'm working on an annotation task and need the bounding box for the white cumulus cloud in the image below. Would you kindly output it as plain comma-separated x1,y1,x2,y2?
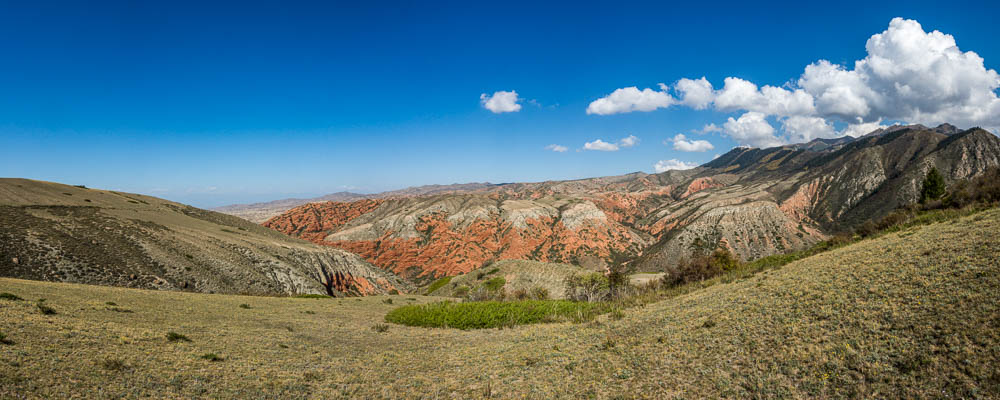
675,77,715,109
723,112,784,148
583,139,619,151
480,90,522,113
586,85,675,115
545,144,568,152
592,18,1000,143
654,159,699,172
669,134,715,152
619,135,639,148
697,123,722,134
781,116,838,143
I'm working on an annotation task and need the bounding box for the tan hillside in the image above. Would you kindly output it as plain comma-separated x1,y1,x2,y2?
2,206,997,398
0,178,409,296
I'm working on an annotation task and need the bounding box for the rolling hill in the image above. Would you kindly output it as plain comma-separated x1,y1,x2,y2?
0,179,409,296
260,125,1000,281
2,205,997,398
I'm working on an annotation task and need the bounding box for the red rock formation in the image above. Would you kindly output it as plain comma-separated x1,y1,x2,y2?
266,199,641,280
264,199,383,242
681,178,721,199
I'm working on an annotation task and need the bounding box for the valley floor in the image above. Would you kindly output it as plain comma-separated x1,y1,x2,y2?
2,209,1000,398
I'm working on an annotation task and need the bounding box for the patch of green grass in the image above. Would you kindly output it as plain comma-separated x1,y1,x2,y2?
482,277,506,291
0,292,23,301
424,276,452,295
165,331,191,342
293,294,330,299
199,353,223,362
385,300,610,330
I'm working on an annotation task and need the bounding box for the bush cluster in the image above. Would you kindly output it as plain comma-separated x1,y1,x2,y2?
665,249,741,286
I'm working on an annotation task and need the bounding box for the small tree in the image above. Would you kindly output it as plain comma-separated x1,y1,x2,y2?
920,167,946,203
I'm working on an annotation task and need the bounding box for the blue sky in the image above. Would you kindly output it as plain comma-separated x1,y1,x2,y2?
2,1,999,207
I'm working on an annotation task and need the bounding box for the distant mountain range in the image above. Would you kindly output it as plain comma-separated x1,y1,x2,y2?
212,183,498,223
254,124,1000,282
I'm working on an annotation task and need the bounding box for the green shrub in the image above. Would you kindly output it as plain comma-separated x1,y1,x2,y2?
482,277,506,291
385,300,611,330
424,276,453,295
166,331,191,342
0,293,23,301
665,249,741,287
238,303,251,309
920,167,946,203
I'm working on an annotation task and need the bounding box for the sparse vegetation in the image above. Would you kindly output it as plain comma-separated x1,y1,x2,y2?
239,303,251,309
165,331,190,342
100,358,127,371
199,353,223,362
371,323,389,333
36,302,56,315
0,332,12,345
0,292,22,301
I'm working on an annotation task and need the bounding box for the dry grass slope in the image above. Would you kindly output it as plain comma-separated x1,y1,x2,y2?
1,208,998,398
0,178,408,296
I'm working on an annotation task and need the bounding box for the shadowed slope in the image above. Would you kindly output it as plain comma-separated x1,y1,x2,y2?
0,178,409,296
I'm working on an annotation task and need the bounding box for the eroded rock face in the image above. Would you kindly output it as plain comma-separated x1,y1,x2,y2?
263,126,1000,277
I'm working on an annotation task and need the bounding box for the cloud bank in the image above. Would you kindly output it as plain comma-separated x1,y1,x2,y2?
588,18,1000,147
654,159,699,172
582,135,641,151
669,134,714,152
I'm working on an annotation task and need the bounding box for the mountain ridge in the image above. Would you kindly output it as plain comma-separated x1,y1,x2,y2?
262,124,1000,281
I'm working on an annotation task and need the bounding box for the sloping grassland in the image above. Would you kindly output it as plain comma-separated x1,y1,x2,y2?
1,208,998,398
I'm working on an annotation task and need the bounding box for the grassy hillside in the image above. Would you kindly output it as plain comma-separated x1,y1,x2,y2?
2,208,998,398
427,259,590,299
0,178,409,296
